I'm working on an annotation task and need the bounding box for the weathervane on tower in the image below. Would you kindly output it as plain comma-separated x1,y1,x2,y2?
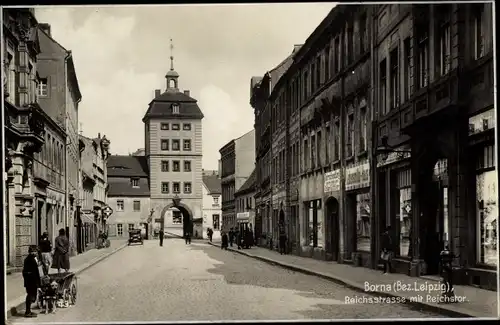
165,38,179,91
170,38,175,71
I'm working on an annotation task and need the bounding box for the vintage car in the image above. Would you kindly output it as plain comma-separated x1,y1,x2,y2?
128,229,144,245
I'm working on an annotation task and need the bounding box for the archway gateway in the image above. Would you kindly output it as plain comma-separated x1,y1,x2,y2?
159,202,193,238
325,196,340,261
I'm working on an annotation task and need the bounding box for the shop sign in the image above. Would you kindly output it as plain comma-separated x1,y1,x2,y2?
300,102,315,126
324,170,340,193
345,163,370,191
237,212,250,221
377,146,411,168
468,108,495,136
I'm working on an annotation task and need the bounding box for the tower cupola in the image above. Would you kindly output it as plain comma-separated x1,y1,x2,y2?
166,38,179,92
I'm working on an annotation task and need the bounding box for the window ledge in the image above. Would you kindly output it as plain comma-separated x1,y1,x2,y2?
357,150,368,159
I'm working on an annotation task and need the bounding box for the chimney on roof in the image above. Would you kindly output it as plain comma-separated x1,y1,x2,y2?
155,89,161,98
39,23,51,37
98,132,101,139
184,90,190,96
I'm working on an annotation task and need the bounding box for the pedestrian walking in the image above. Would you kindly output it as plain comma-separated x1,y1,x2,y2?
235,228,241,250
248,228,254,248
278,223,287,255
207,228,213,242
221,230,228,250
440,243,457,296
39,232,52,275
228,227,234,247
243,226,250,249
52,228,70,274
22,245,42,318
185,231,191,245
159,229,164,247
381,226,393,274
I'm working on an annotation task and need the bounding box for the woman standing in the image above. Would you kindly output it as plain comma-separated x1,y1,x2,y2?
52,228,70,273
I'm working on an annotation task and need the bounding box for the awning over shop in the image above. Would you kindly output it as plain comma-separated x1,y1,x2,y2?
81,213,96,224
237,212,250,221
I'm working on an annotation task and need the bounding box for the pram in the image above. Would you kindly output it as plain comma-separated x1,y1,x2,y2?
37,272,78,311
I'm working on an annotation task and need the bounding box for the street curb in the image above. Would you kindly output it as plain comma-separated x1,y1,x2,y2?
6,242,128,319
207,242,480,318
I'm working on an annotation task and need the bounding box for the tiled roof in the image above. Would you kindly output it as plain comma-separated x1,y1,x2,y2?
107,177,150,197
107,155,149,177
202,174,221,195
235,168,257,196
142,90,204,121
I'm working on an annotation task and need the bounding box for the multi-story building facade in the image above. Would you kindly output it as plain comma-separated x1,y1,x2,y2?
252,6,375,266
234,168,257,236
250,46,300,250
219,129,256,230
37,23,82,252
106,154,151,238
201,169,222,239
372,3,496,289
77,133,110,251
4,8,46,268
142,56,204,238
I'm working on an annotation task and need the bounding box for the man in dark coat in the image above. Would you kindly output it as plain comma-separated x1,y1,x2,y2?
159,229,164,247
23,245,41,317
185,231,191,245
228,228,234,247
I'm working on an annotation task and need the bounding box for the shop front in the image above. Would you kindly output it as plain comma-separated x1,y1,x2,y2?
236,211,255,235
375,146,412,274
466,108,497,290
344,161,372,267
323,169,341,261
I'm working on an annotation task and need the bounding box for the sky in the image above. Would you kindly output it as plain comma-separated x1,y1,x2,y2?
35,3,336,170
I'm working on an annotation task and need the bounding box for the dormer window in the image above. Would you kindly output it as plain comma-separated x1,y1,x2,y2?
172,103,180,114
131,178,139,188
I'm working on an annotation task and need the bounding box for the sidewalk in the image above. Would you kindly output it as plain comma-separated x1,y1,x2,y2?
209,241,498,318
5,239,127,316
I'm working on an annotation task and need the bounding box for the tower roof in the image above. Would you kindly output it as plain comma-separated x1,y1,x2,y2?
142,90,204,122
143,39,204,122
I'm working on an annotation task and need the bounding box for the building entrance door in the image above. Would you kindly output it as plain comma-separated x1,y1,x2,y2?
423,159,449,275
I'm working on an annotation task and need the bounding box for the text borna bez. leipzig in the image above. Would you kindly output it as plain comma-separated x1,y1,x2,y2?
364,281,446,293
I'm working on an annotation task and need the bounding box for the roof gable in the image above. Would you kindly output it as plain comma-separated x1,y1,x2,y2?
107,155,149,177
202,174,222,194
235,168,257,196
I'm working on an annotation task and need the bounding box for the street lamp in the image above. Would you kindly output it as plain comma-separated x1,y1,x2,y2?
375,135,412,155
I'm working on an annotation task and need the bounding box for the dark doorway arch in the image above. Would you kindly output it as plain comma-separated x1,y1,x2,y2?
325,196,340,261
160,203,193,237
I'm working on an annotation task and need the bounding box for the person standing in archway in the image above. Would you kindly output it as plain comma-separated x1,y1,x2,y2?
278,221,287,255
185,231,191,245
159,228,164,247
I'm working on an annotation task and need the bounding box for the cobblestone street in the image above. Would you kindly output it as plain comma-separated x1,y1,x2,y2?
9,239,444,323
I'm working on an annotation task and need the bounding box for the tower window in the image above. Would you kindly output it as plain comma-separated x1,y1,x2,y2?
161,123,169,130
161,139,169,151
172,103,180,114
131,178,139,188
183,139,191,151
38,78,48,97
183,123,191,131
172,123,180,130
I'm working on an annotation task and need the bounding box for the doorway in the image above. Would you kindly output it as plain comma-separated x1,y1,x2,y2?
325,197,339,261
422,158,449,275
37,200,44,245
